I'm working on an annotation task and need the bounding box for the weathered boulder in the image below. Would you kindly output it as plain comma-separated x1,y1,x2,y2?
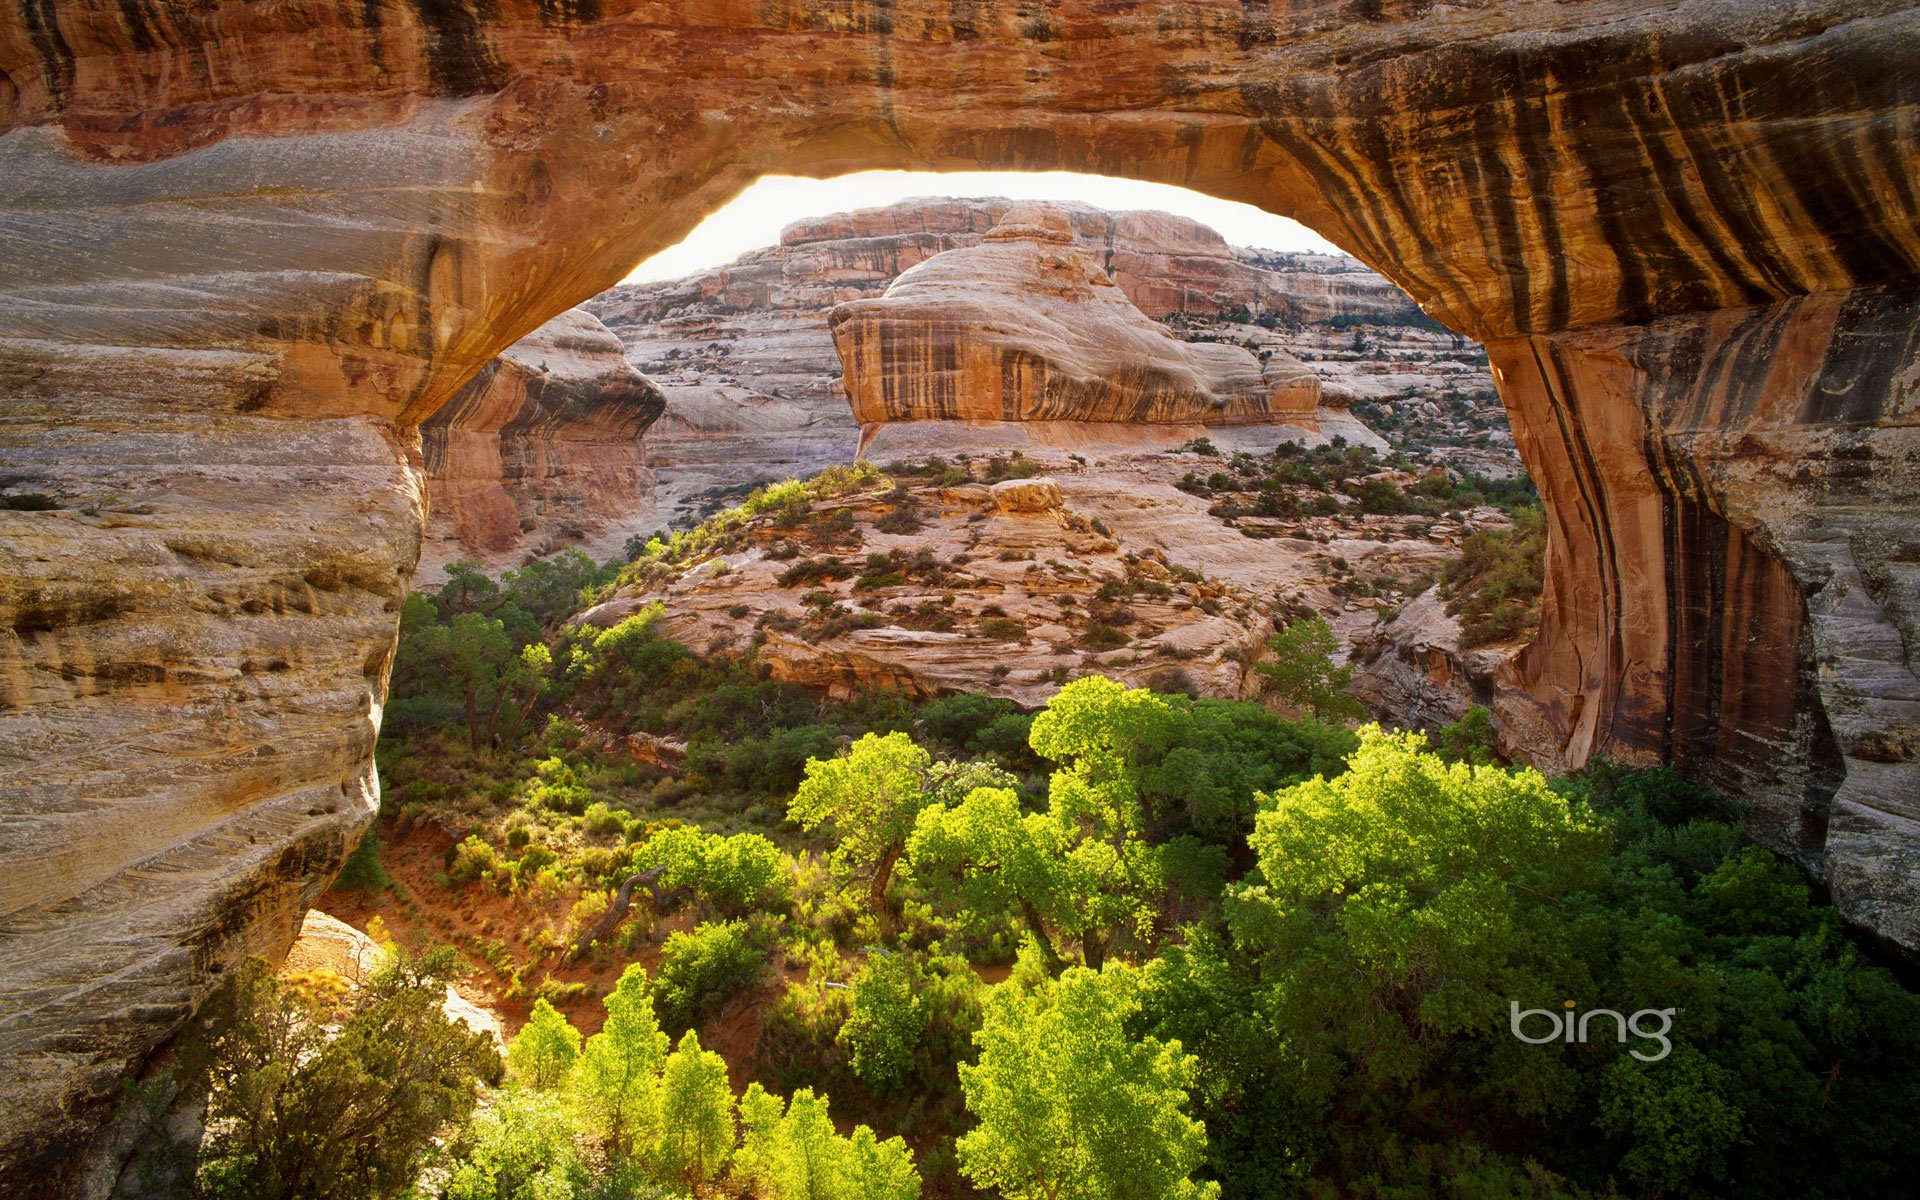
417,308,664,580
1351,588,1520,734
1,2,1917,1189
990,476,1065,514
829,204,1321,426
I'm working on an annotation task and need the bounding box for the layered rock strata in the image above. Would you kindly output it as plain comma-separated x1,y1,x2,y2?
585,197,1447,528
829,204,1321,427
417,308,664,580
2,1,1918,1189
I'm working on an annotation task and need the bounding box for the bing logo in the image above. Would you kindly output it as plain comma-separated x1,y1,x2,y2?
1510,1000,1675,1062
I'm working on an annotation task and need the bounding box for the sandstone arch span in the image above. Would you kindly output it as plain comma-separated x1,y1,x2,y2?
2,1,1917,1189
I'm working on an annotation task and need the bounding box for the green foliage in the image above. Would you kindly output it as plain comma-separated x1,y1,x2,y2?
1428,702,1502,765
791,732,934,917
182,954,498,1200
653,920,766,1033
838,952,925,1090
506,998,581,1091
1441,505,1547,647
333,828,391,892
957,965,1218,1200
445,1087,588,1200
655,1031,735,1186
1254,617,1365,723
574,965,670,1157
638,826,790,915
737,1084,920,1200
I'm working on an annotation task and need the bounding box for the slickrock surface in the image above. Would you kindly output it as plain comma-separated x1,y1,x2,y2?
578,456,1460,708
2,2,1917,1186
282,910,504,1048
829,203,1321,427
417,309,664,581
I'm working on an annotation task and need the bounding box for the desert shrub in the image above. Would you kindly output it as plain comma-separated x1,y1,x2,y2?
777,557,856,588
171,952,498,1200
977,617,1027,642
653,920,766,1033
1440,505,1546,647
1079,623,1130,650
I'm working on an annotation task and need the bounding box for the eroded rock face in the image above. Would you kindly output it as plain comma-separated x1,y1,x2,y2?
1490,285,1920,948
1351,587,1521,734
417,308,664,581
2,1,1918,1188
830,204,1321,426
587,196,1420,530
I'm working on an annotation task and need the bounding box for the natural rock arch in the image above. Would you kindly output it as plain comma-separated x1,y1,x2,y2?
1,1,1916,1189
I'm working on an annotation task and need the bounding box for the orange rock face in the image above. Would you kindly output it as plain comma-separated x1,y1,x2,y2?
417,308,664,579
1,2,1917,1188
830,204,1321,425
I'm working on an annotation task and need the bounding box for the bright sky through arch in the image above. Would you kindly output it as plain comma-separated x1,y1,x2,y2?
621,170,1346,284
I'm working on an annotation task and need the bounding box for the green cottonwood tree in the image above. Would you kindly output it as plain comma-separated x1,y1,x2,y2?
504,997,580,1091
908,678,1169,971
656,1030,735,1188
737,1084,919,1200
789,732,932,922
957,965,1217,1200
574,963,670,1158
1254,616,1365,723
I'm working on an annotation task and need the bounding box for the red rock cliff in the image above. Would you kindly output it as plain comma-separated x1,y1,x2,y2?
829,203,1322,426
417,308,664,579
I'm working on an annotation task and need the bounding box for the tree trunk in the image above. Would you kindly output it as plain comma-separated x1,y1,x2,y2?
869,843,903,933
1019,899,1065,976
483,686,509,748
570,865,667,957
1082,932,1106,972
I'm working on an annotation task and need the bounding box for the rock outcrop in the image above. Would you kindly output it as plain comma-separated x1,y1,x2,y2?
417,308,664,580
829,203,1321,427
577,456,1455,708
587,196,1439,530
1351,588,1521,734
2,2,1917,1189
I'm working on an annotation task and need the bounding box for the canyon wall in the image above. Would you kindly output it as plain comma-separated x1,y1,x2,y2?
416,308,664,581
588,196,1425,530
1,1,1916,1190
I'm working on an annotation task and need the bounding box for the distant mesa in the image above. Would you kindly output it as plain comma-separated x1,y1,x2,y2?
828,203,1322,430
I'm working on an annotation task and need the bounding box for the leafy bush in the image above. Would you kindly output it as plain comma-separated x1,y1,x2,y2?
639,828,791,916
838,952,924,1090
777,557,856,588
1440,505,1546,647
653,921,766,1033
166,953,498,1200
